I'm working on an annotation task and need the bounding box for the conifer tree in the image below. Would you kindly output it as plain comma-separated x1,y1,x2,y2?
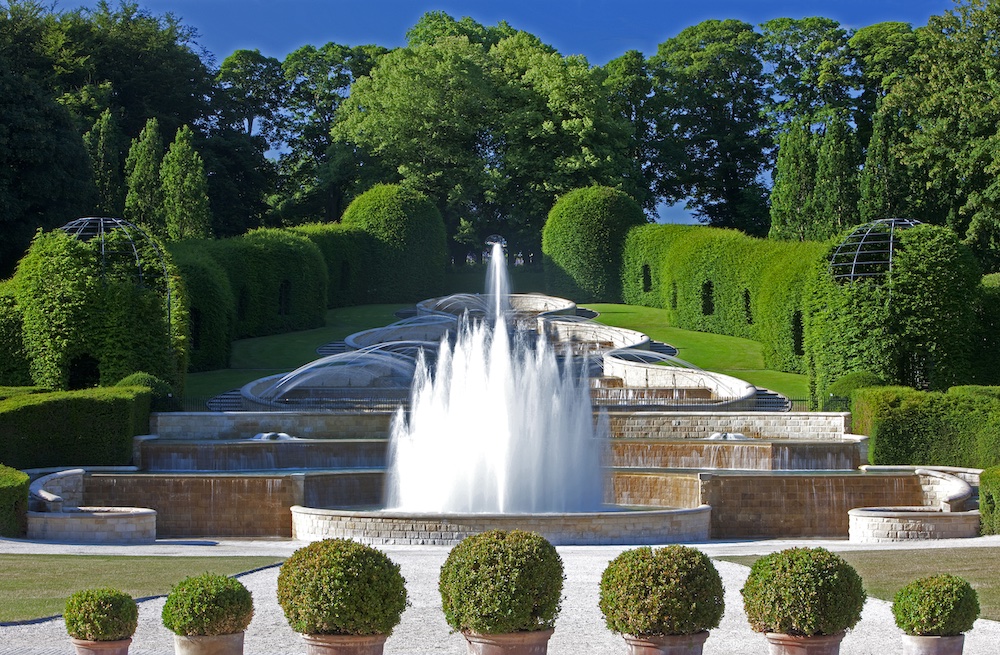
859,102,907,222
124,118,165,235
768,119,816,241
812,112,859,239
161,125,212,240
83,109,125,217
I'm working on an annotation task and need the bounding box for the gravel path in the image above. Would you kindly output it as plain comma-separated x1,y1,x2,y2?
3,537,1000,654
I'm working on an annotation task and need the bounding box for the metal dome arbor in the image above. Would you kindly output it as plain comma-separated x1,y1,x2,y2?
828,218,922,283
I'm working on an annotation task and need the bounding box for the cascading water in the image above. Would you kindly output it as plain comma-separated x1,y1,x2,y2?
384,243,607,513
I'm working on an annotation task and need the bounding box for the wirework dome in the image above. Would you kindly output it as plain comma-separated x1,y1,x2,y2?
829,218,922,283
59,217,169,288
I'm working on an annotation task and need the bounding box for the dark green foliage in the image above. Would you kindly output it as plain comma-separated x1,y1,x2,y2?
84,109,126,217
205,229,327,338
851,386,1000,467
125,118,166,237
340,184,447,302
980,467,1000,536
620,223,823,373
741,547,865,636
292,223,376,307
542,186,646,302
166,240,235,372
116,372,177,412
0,387,46,401
0,288,31,386
768,120,816,241
439,530,563,634
0,387,150,469
277,538,407,636
162,125,212,240
0,464,28,538
892,575,979,636
823,371,888,410
973,275,1000,385
162,573,254,636
812,112,859,239
64,588,138,641
599,545,724,636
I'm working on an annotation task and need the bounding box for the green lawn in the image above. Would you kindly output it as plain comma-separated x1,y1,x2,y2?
0,555,283,623
720,547,1000,622
588,303,809,400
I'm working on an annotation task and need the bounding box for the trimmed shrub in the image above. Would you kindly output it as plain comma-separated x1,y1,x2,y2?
277,538,407,636
981,467,1000,535
0,464,28,537
439,529,563,634
65,588,138,641
599,545,724,636
0,387,150,468
0,387,46,401
974,274,1000,385
892,574,979,636
542,186,646,302
340,183,447,302
0,287,31,386
166,240,235,372
822,371,888,410
116,372,178,412
293,223,377,307
741,547,865,636
162,573,254,636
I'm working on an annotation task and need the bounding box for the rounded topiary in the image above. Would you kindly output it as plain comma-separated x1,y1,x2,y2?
599,545,724,636
340,183,447,302
892,574,980,636
542,186,646,302
161,573,254,636
277,538,407,636
116,371,177,412
64,587,138,641
439,529,563,634
741,547,866,636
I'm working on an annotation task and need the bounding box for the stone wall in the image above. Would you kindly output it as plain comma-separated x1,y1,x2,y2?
150,412,393,441
849,508,981,542
606,411,851,441
28,507,156,544
611,471,703,508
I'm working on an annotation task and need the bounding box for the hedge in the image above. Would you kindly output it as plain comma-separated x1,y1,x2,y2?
973,274,1000,385
620,223,823,373
852,386,1000,468
981,467,1000,535
0,285,31,386
340,183,447,302
292,222,376,307
166,240,235,371
0,464,28,537
0,386,151,469
542,186,646,302
204,229,327,339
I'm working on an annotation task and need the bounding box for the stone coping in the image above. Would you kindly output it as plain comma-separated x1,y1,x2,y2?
848,506,981,543
27,506,156,544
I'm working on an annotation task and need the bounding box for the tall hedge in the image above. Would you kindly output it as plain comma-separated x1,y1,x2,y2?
293,222,376,307
807,225,981,405
0,464,28,537
542,186,646,302
205,229,327,339
0,386,150,469
340,184,447,302
620,223,823,373
0,285,31,386
166,240,235,371
972,274,1000,385
981,467,1000,535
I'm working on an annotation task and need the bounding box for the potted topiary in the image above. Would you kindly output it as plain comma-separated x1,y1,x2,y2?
64,587,138,655
161,573,254,655
439,529,564,655
892,574,980,655
599,545,724,655
276,538,408,655
741,547,866,655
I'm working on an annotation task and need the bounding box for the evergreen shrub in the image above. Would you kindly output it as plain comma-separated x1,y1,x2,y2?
741,547,865,636
162,573,254,636
599,545,724,636
0,288,31,386
65,588,138,641
0,464,28,537
980,467,1000,535
542,186,646,302
439,529,563,634
166,240,234,372
892,574,979,636
0,387,150,468
822,371,888,410
116,372,177,412
341,184,447,302
277,538,407,636
293,222,376,307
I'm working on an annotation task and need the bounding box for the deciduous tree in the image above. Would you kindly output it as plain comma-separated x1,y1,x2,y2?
161,125,212,240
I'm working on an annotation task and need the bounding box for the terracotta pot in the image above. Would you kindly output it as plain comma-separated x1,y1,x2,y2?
463,628,554,655
764,631,846,655
301,633,388,655
70,637,132,655
624,631,710,655
901,634,965,655
173,631,244,655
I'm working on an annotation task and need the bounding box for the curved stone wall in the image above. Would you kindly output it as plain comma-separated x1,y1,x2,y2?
849,507,981,542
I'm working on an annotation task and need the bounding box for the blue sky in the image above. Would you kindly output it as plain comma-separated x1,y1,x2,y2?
65,0,954,223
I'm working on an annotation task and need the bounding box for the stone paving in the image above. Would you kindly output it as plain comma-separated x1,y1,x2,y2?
3,536,1000,654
